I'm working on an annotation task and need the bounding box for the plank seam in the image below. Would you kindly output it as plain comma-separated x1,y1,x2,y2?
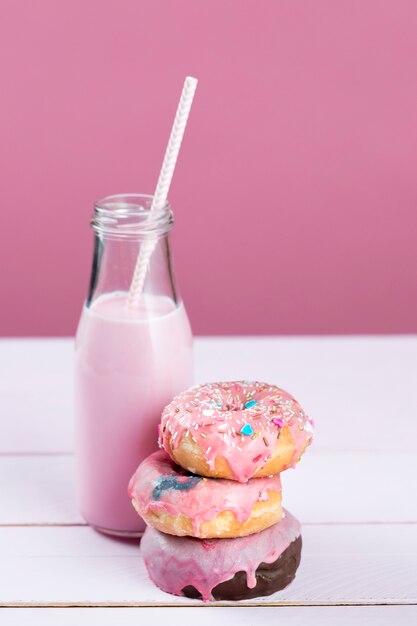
1,521,417,528
2,448,417,456
1,601,416,608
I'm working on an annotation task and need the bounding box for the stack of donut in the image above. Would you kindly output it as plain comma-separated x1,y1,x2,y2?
128,381,314,601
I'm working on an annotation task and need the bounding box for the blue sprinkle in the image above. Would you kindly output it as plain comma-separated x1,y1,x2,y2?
152,475,202,500
245,399,258,409
240,423,254,436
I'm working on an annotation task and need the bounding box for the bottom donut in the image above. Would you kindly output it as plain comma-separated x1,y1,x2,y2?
140,509,302,602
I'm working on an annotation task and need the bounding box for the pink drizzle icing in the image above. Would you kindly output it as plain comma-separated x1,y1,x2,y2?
128,450,282,536
159,381,314,482
140,509,301,601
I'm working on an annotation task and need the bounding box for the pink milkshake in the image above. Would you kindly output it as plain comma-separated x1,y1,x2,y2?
74,194,193,536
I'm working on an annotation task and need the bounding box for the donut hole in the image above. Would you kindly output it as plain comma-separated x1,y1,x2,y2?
206,385,261,413
211,389,259,413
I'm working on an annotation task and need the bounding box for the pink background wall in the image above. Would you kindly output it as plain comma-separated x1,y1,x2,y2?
1,0,416,336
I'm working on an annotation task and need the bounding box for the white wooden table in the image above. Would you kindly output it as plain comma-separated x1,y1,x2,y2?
1,337,416,625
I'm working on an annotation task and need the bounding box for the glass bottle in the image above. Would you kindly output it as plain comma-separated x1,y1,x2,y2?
74,194,193,536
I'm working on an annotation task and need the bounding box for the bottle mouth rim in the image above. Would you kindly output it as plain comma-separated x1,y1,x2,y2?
92,193,173,238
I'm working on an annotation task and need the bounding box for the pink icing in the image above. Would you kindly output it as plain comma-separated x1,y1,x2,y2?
140,509,301,601
128,450,282,536
158,381,314,482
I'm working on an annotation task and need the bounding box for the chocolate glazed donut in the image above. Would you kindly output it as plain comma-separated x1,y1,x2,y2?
182,535,302,601
140,509,302,601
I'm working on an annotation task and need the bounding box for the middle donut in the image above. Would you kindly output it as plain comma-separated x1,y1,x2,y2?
128,450,282,538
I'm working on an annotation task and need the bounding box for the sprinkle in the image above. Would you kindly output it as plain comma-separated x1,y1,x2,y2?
263,436,269,447
273,417,284,428
185,408,193,413
252,414,262,419
252,454,262,463
245,399,258,409
202,409,214,417
200,432,207,438
298,424,304,430
175,408,180,413
251,432,259,440
240,423,254,436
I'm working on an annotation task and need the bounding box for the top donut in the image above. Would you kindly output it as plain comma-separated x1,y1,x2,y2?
158,381,314,483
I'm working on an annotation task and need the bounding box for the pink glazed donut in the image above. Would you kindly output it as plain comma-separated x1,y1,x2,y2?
141,509,302,601
158,381,314,482
128,450,282,538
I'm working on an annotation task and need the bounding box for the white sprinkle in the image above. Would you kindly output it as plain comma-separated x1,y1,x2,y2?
202,409,214,417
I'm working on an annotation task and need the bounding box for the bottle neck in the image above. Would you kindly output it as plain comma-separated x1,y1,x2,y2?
86,194,179,310
91,193,174,239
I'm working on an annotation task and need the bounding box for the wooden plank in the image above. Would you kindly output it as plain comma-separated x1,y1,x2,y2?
0,339,74,453
282,449,417,523
0,524,416,605
2,606,417,626
0,455,83,525
1,450,417,526
195,336,417,452
1,337,416,454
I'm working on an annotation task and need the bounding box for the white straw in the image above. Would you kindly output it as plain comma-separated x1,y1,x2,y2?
127,76,198,307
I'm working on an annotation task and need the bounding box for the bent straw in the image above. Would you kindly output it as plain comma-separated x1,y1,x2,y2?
127,76,198,307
